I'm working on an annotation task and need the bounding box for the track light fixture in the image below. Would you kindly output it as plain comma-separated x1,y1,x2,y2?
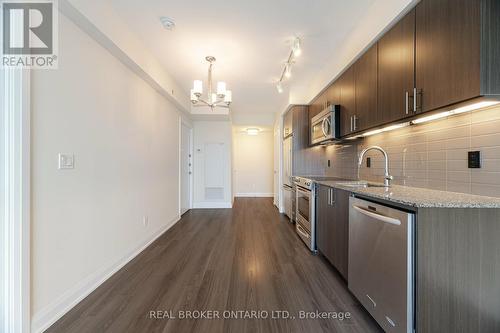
275,37,302,94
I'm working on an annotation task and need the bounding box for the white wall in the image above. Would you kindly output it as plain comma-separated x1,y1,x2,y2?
232,129,274,197
63,0,190,112
30,14,185,332
192,121,233,208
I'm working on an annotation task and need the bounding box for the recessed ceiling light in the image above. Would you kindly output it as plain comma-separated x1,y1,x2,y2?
160,16,175,30
246,128,260,136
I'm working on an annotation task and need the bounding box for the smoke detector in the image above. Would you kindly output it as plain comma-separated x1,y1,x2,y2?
160,17,175,30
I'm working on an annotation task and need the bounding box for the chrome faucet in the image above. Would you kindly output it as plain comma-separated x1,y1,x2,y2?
358,146,393,187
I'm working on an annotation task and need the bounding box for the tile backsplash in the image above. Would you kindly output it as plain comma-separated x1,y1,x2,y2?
322,105,500,198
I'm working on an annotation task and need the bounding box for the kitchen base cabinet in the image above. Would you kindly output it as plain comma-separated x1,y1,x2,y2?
316,185,349,279
416,208,500,332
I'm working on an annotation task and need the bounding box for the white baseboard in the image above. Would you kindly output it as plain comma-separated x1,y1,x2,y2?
235,193,274,197
31,215,180,333
192,201,232,208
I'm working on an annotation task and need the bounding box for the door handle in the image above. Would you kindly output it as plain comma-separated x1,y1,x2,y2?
352,205,401,225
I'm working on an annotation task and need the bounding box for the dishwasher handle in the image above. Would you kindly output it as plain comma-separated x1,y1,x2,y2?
352,205,401,226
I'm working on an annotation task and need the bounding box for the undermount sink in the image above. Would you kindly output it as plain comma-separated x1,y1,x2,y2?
337,181,389,188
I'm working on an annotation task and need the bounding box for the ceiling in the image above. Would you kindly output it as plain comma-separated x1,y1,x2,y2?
106,0,408,121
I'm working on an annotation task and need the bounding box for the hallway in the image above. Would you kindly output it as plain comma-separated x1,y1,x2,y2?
47,198,381,333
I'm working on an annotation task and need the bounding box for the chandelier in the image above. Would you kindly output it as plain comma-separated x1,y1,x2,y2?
190,56,232,109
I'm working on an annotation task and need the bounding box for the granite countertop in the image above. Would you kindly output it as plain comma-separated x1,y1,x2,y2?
315,180,500,208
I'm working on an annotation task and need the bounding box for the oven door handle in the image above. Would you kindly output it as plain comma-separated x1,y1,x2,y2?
296,187,312,197
297,224,310,239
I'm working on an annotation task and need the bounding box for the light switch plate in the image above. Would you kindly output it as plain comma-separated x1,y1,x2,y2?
58,153,74,169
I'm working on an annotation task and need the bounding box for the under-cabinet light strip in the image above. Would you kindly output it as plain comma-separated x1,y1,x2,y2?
349,101,500,139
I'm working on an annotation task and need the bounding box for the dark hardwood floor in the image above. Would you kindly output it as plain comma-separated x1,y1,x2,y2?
46,198,381,333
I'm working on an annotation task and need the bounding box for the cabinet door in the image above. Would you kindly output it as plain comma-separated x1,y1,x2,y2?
327,80,341,107
339,67,356,137
310,92,328,121
416,0,480,113
378,9,415,124
316,186,349,280
316,185,331,257
354,44,378,132
331,188,349,280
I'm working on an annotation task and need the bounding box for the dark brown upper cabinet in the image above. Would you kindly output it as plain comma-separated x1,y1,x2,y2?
339,67,356,137
378,9,416,124
415,0,500,113
354,44,378,132
309,81,340,122
306,0,500,140
309,92,326,121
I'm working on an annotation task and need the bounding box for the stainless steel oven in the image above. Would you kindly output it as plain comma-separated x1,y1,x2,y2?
293,176,316,252
310,105,340,145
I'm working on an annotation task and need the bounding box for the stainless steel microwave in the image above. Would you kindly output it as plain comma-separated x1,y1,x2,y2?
310,105,340,145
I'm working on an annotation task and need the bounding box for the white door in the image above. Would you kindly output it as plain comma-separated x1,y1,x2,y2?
180,123,192,215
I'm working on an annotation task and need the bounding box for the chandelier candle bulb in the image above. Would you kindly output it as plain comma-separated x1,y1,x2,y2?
224,90,232,104
193,80,203,96
217,82,226,97
190,89,198,103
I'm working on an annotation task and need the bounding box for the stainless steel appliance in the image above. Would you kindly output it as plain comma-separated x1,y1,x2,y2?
310,104,340,145
282,136,294,221
349,197,415,333
293,176,316,251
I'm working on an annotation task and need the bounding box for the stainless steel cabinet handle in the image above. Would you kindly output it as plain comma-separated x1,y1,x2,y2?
353,115,358,131
413,87,418,112
352,205,401,225
327,188,331,205
405,91,409,115
350,116,353,132
331,188,336,205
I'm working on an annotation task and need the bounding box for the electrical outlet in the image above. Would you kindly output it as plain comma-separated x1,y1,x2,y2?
143,216,148,227
327,159,331,168
366,157,371,168
58,153,74,169
468,151,481,168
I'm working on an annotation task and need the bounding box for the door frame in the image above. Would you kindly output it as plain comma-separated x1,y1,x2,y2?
1,68,31,333
179,118,193,215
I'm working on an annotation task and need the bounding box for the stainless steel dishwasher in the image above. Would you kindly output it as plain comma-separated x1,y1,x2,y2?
348,197,415,333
